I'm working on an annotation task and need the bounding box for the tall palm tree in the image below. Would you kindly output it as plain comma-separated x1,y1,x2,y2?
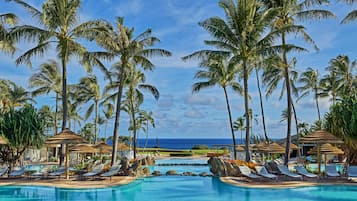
263,0,334,165
9,0,107,131
75,75,101,143
298,67,322,121
136,110,155,150
183,0,278,161
0,12,17,54
29,60,61,135
97,17,171,165
124,67,159,159
254,64,268,141
191,54,242,159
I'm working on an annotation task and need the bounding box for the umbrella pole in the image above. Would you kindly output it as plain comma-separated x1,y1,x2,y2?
324,154,327,177
317,144,321,176
66,144,69,180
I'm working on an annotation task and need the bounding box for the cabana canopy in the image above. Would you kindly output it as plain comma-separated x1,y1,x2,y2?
299,130,343,144
70,144,99,153
308,143,344,155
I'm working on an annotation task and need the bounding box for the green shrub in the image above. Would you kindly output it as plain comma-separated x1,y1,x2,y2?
191,144,209,150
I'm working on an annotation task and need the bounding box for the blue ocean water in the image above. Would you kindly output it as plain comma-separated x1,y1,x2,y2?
136,138,243,149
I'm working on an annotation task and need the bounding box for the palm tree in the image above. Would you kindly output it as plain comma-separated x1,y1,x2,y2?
325,55,356,98
233,116,245,145
124,67,159,159
183,0,278,161
29,60,61,135
0,12,17,54
97,17,171,165
75,75,101,143
340,0,357,24
254,64,268,141
9,0,107,131
136,110,155,150
263,0,334,165
2,80,35,107
191,54,242,159
298,67,322,121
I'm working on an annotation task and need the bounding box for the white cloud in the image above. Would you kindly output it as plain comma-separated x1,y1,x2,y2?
184,94,218,106
114,0,143,17
184,108,204,119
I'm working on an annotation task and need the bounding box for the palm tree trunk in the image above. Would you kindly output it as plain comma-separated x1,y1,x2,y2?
314,88,321,121
111,70,125,166
94,100,99,144
255,67,268,141
243,61,251,162
223,86,237,159
131,100,137,159
59,51,68,166
291,100,301,157
54,93,59,135
282,33,292,165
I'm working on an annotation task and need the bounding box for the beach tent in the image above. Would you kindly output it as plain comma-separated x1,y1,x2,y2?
45,128,87,179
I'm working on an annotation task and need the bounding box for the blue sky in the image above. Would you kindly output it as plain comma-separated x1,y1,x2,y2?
0,0,356,139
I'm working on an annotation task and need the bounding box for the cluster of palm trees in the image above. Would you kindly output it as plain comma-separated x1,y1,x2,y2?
184,0,356,163
0,0,171,165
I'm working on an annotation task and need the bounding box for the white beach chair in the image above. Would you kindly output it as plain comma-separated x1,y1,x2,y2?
277,165,302,180
49,166,66,177
83,164,104,178
238,166,261,179
8,166,26,177
0,166,8,176
101,164,122,180
295,166,318,178
254,166,278,180
326,164,340,177
31,166,51,177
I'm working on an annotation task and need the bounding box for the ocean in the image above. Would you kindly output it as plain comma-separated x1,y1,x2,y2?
136,138,244,150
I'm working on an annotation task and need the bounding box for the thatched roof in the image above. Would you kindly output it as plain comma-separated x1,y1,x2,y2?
254,142,285,154
70,144,99,153
307,143,344,155
0,136,8,145
45,128,87,144
94,142,112,153
117,143,130,151
299,130,343,144
279,142,300,150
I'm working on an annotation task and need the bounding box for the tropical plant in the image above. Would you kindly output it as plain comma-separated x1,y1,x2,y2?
0,79,34,108
298,67,323,121
0,105,45,169
9,0,107,132
0,12,17,54
263,0,334,165
190,54,242,159
75,75,101,143
79,123,96,144
136,110,155,150
233,116,245,145
183,0,278,161
97,17,171,165
29,60,61,135
38,105,54,135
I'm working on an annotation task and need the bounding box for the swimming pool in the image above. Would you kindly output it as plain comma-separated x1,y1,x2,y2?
1,176,357,201
152,158,209,174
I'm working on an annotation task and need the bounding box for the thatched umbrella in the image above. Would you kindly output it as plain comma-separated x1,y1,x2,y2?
70,144,99,153
117,142,130,151
308,143,344,175
279,142,299,150
45,128,87,179
94,142,112,154
300,130,343,175
0,136,8,145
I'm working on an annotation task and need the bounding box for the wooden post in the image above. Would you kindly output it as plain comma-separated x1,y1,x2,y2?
65,144,69,180
317,144,321,176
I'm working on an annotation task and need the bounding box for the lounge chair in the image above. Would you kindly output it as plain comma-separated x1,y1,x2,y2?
49,166,66,177
101,164,122,180
326,164,340,177
8,166,26,177
277,165,302,180
0,166,8,176
31,166,51,177
254,166,278,180
238,166,261,179
348,166,357,178
295,166,318,178
83,164,104,178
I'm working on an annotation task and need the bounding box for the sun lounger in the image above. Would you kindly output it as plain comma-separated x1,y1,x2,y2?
277,165,302,179
295,166,318,178
0,166,8,176
49,167,66,177
31,166,51,177
326,164,340,177
254,166,278,180
8,166,26,177
348,166,357,178
83,164,104,178
238,166,261,179
101,164,122,180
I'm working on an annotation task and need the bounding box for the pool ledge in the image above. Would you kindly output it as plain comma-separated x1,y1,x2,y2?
0,176,135,189
220,177,357,188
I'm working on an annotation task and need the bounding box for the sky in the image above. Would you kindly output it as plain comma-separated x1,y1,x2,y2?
0,0,356,139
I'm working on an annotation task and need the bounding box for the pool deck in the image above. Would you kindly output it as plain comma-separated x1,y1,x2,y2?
0,176,135,189
221,176,357,188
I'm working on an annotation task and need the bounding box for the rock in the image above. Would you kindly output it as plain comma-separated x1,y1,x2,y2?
152,171,162,176
199,172,210,177
166,170,178,175
182,171,194,176
208,157,239,177
142,167,150,175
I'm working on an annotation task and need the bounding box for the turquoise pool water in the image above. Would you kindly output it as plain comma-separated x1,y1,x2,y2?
26,164,58,172
1,176,357,201
153,158,209,174
306,163,344,173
